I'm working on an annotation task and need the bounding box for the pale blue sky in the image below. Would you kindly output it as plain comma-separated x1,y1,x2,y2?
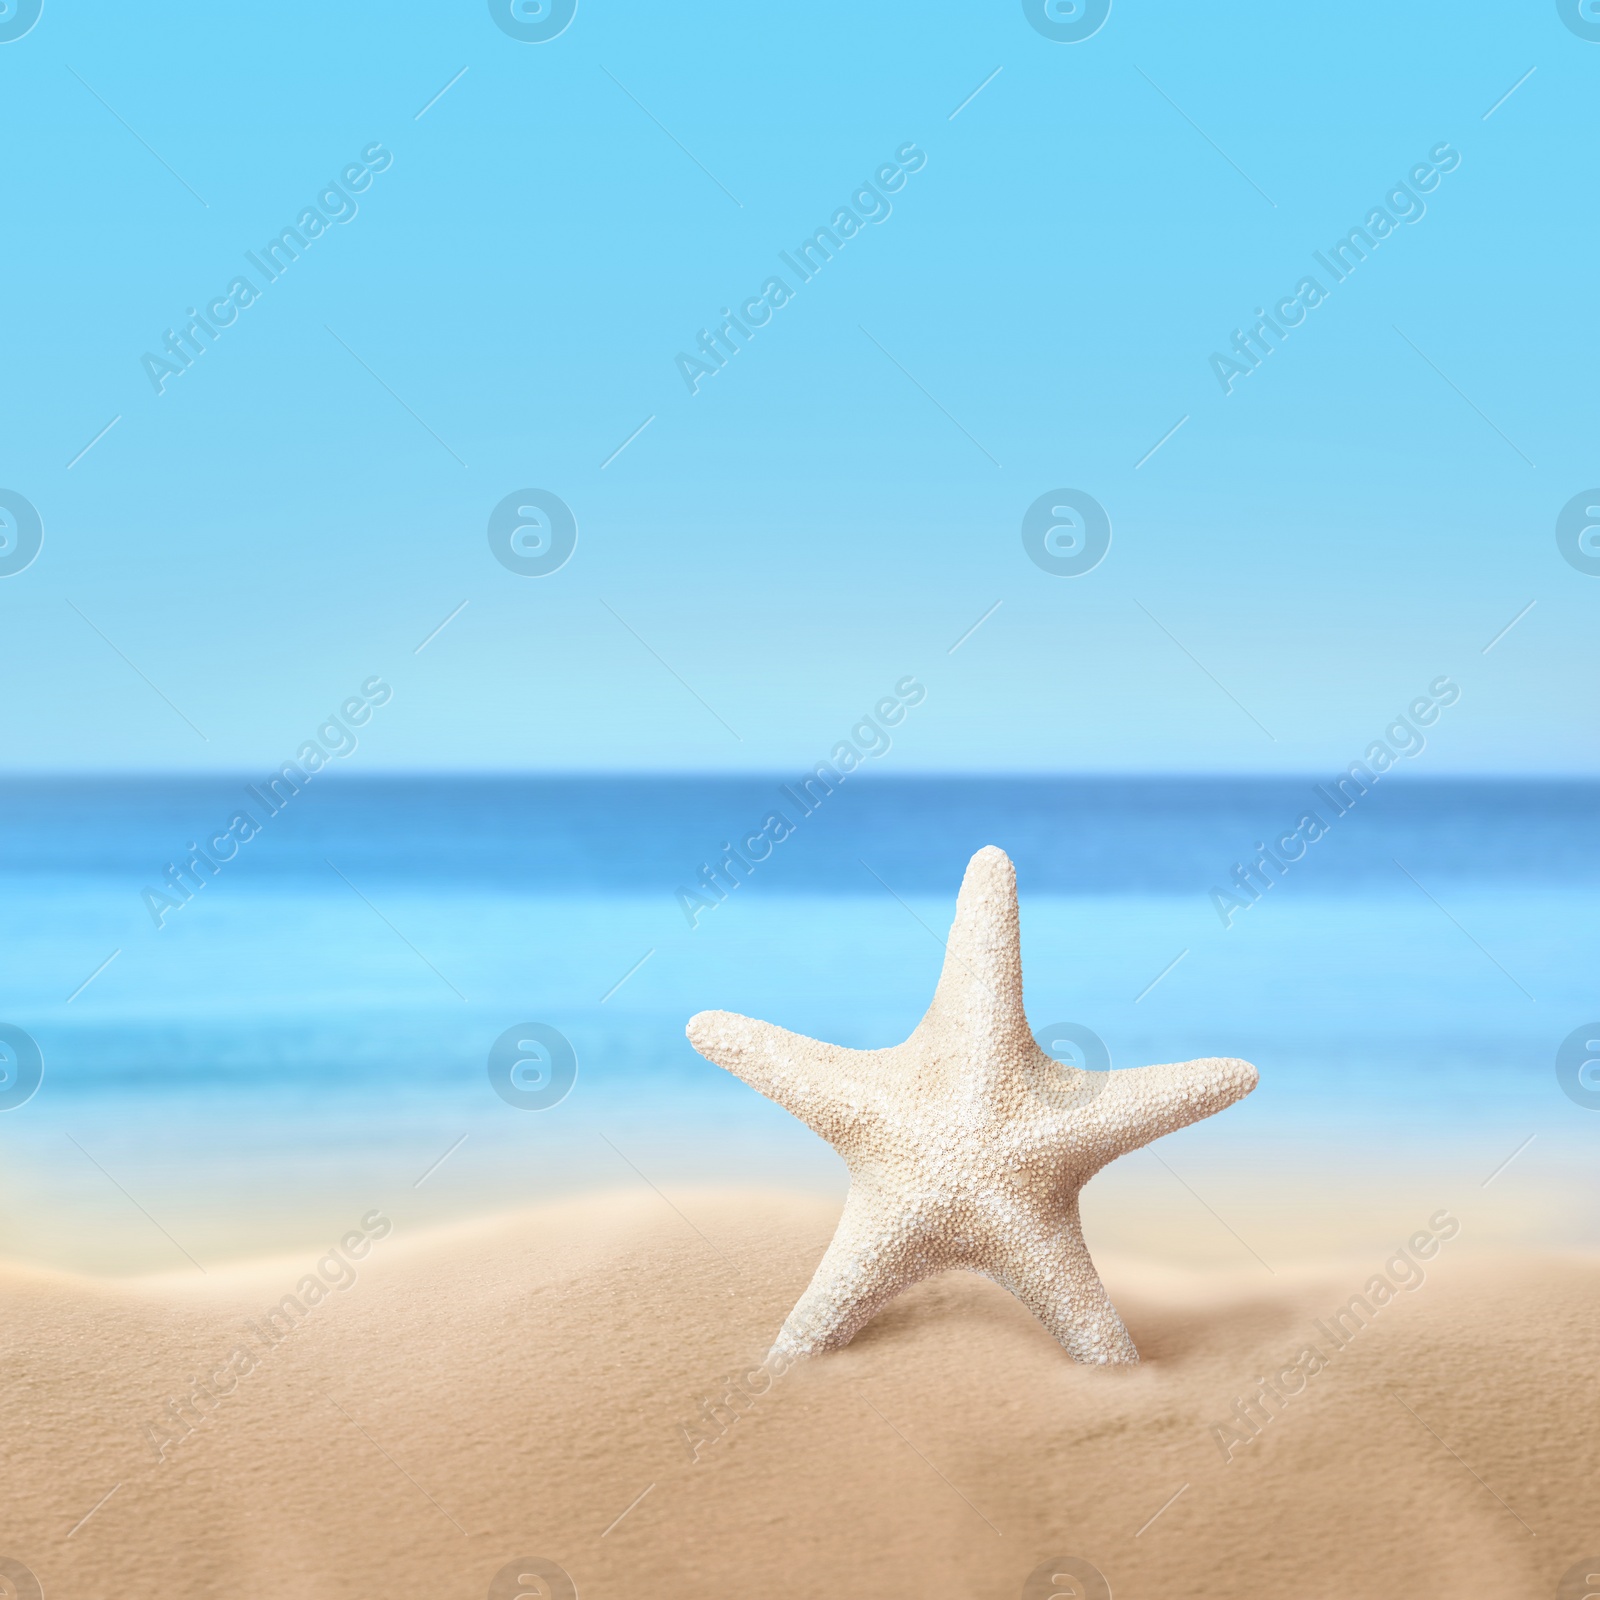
1,2,1594,772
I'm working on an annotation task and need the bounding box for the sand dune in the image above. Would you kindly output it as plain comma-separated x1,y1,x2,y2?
2,1190,1595,1598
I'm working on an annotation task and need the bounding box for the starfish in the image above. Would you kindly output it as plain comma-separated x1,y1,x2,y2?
686,846,1257,1363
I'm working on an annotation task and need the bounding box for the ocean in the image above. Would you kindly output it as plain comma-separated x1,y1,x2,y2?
1,774,1594,1271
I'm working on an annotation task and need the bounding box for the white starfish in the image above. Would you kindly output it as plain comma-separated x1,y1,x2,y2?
687,846,1257,1363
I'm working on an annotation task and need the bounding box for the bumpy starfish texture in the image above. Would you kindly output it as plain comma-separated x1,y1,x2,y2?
687,846,1257,1364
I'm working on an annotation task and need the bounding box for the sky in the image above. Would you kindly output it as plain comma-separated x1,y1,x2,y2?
1,1,1596,774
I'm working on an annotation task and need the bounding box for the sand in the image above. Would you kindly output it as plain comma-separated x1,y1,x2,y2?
2,1189,1596,1599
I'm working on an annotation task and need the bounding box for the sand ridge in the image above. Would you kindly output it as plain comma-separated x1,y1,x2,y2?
1,1190,1596,1598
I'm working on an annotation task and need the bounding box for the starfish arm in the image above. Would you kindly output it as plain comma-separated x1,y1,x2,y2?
770,1185,929,1358
686,1010,870,1145
1081,1056,1258,1167
920,845,1035,1059
986,1196,1139,1364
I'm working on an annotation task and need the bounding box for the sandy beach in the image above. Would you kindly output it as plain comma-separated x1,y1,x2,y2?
3,1189,1595,1598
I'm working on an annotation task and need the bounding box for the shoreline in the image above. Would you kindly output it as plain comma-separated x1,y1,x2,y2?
1,1131,1592,1278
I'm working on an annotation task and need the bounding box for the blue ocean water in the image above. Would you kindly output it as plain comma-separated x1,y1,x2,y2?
0,775,1595,1270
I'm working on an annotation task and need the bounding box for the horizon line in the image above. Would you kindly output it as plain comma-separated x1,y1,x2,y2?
0,767,1594,784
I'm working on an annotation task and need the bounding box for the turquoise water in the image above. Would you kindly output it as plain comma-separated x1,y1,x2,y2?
0,776,1595,1269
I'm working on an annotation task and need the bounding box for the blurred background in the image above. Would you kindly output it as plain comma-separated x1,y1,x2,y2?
0,2,1594,1273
